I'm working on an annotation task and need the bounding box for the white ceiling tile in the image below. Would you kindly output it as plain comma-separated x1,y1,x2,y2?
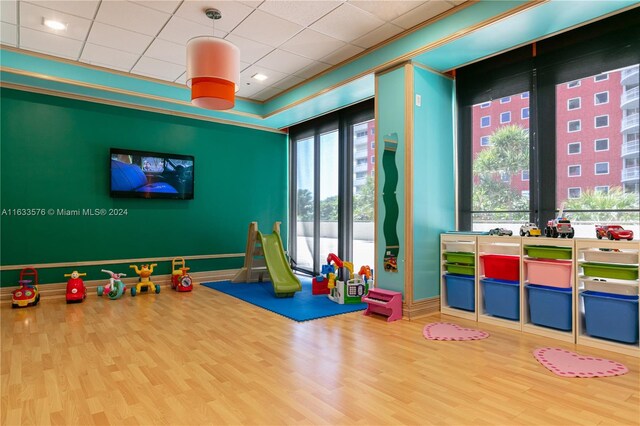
174,1,255,33
253,86,284,102
320,43,363,65
131,1,181,14
272,74,305,91
236,81,266,98
95,1,170,36
232,9,303,47
87,22,153,55
80,42,139,71
1,22,17,46
224,33,274,64
258,1,341,27
158,16,226,46
280,28,345,61
26,1,100,19
20,2,92,41
174,71,186,84
241,64,288,86
145,38,185,66
19,27,83,59
131,55,184,81
352,23,403,49
238,0,263,8
1,0,17,24
392,0,453,29
254,49,314,75
294,61,333,79
310,3,384,42
347,1,424,21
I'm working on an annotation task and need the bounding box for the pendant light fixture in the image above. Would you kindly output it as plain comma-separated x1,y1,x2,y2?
186,8,240,110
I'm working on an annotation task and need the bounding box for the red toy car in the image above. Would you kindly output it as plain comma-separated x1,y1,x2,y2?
65,270,87,303
595,225,634,241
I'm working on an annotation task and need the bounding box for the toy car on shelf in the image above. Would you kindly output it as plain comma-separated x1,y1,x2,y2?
544,217,574,238
519,223,541,237
488,227,513,236
595,225,634,241
12,267,40,308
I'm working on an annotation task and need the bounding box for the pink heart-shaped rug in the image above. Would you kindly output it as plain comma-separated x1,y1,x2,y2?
423,322,489,341
533,347,628,378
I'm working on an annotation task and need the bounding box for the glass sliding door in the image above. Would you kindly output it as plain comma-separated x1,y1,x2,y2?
351,119,375,271
319,130,339,265
295,136,314,272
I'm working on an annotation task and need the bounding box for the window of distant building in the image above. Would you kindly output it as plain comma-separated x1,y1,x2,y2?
480,102,491,108
521,92,529,99
500,97,511,103
595,162,609,175
567,97,581,110
371,156,375,164
521,170,529,181
595,186,610,194
521,107,529,119
568,165,581,177
480,136,491,146
370,128,375,136
568,142,581,154
500,172,510,182
594,91,609,105
568,120,581,132
480,116,490,128
594,73,609,82
567,80,581,88
371,142,375,149
594,138,609,151
568,187,582,199
594,115,609,128
500,111,511,124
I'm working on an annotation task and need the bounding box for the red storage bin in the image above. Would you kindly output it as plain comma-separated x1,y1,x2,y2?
480,254,520,281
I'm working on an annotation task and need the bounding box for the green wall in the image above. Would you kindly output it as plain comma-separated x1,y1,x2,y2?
0,88,288,286
412,66,455,300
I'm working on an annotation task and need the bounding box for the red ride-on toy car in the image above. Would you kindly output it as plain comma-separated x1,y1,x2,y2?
12,267,40,308
65,270,87,303
595,225,634,240
171,257,193,292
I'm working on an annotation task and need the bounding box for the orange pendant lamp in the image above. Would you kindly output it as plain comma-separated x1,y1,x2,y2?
186,9,240,110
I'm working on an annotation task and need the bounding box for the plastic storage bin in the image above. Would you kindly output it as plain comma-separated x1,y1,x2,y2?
444,241,474,253
583,278,638,296
583,250,638,265
444,252,475,265
581,291,639,344
526,284,572,331
524,245,572,260
481,278,520,320
444,274,475,311
480,254,519,281
524,258,573,288
581,263,638,280
444,263,474,276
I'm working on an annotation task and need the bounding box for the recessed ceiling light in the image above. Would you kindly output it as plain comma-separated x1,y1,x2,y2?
43,18,67,31
251,73,268,82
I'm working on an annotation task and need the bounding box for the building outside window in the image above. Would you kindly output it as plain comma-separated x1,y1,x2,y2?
568,97,581,110
568,120,581,132
568,142,581,154
521,107,529,119
500,111,511,123
480,136,490,146
595,185,610,194
595,162,609,175
594,115,609,128
568,187,582,198
594,91,609,105
594,73,609,82
568,165,581,177
500,97,511,103
594,138,609,151
521,170,529,181
480,116,490,127
567,80,581,88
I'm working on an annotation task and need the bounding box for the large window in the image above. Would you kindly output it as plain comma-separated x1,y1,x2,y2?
457,10,639,236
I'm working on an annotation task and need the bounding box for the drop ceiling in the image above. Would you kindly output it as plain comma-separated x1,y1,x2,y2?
0,0,463,102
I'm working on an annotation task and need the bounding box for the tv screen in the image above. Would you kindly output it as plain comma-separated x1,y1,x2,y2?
110,148,194,199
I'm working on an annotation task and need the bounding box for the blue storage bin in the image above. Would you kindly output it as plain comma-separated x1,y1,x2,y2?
444,274,475,311
526,284,572,331
581,291,639,344
482,278,520,321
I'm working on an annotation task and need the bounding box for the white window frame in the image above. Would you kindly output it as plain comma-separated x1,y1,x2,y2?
594,91,609,105
567,80,581,88
568,187,582,199
521,170,529,181
567,120,581,133
480,116,490,128
370,142,375,149
521,92,529,99
371,156,375,164
521,190,530,197
568,165,581,177
567,97,581,110
500,97,511,104
595,185,610,194
480,102,491,108
594,162,609,175
521,107,529,119
500,111,511,124
594,115,609,129
594,138,609,152
480,136,491,146
594,73,609,82
568,142,581,155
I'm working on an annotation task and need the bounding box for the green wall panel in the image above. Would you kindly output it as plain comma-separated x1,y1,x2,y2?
0,88,287,286
375,68,406,295
412,67,456,301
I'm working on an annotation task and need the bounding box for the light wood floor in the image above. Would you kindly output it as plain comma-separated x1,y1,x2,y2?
1,284,639,426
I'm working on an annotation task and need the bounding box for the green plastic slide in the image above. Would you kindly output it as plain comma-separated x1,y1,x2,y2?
257,230,302,298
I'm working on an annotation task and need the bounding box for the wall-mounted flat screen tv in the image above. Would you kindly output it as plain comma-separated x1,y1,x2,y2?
110,148,194,199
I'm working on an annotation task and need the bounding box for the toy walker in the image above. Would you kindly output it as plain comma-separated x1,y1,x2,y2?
171,257,193,292
11,267,40,308
65,270,87,303
98,269,127,300
129,263,160,296
321,253,371,304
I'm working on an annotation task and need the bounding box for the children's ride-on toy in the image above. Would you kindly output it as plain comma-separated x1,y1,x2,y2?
11,267,40,308
97,269,127,300
171,257,193,292
129,263,160,296
65,270,87,303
